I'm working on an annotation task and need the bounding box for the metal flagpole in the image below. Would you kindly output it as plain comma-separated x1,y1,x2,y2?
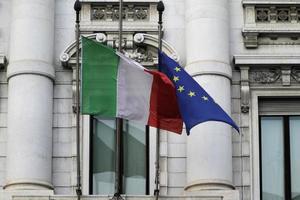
113,0,124,199
154,1,164,200
74,0,82,199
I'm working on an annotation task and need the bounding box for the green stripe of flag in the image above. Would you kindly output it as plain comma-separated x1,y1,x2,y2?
81,37,119,116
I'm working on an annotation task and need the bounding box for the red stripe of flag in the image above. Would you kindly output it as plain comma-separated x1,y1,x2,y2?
145,69,183,134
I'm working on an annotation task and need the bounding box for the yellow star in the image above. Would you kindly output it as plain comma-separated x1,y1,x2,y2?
188,91,196,97
173,76,179,82
174,66,181,72
202,96,208,101
178,85,184,93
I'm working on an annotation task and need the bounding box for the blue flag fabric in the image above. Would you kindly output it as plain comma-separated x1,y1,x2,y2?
159,52,239,135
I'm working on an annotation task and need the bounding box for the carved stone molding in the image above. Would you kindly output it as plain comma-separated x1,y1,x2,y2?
242,1,300,48
291,68,300,82
60,33,179,68
255,6,300,23
249,69,281,84
91,4,149,21
80,2,158,32
240,67,250,113
234,54,300,112
0,54,7,69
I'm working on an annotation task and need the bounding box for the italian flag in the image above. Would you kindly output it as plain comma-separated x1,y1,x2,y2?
81,37,183,134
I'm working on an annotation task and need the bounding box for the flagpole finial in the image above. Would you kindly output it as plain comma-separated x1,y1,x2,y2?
157,1,165,12
74,0,82,12
74,0,82,23
157,1,165,24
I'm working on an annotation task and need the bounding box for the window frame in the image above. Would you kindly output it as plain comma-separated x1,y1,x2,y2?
258,115,299,200
250,90,300,200
80,115,151,195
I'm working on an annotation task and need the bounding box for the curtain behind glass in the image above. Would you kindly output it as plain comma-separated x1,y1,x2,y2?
92,118,116,194
290,117,300,200
261,117,284,200
123,121,146,194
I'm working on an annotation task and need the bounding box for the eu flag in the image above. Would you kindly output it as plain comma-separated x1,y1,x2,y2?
159,52,239,135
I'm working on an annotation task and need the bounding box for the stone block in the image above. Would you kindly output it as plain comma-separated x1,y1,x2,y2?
0,113,6,128
232,113,240,127
232,142,241,157
242,171,250,186
160,171,168,186
167,187,184,196
232,71,241,82
0,99,7,113
0,84,7,98
0,170,5,187
0,73,7,82
53,157,72,172
55,71,72,84
168,172,186,187
54,85,72,99
168,143,186,158
167,158,186,173
168,134,186,144
231,84,241,99
53,114,72,128
54,186,74,195
53,128,72,143
0,156,5,171
0,128,6,142
242,141,250,156
160,141,168,157
232,157,242,172
233,171,241,186
160,157,168,172
54,99,73,114
231,98,241,114
0,142,6,156
53,172,72,187
53,142,72,157
240,114,249,127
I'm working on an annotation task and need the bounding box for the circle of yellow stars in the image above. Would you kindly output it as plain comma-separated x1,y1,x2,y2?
173,66,209,101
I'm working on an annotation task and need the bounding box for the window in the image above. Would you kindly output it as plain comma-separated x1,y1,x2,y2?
90,116,149,195
260,116,300,200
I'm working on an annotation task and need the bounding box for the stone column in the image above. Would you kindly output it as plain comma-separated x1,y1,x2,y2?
185,0,234,191
4,0,55,190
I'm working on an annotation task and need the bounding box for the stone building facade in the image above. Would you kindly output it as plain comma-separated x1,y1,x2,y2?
0,0,300,200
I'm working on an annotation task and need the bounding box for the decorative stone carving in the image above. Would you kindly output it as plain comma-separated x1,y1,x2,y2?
91,4,149,21
255,6,299,23
240,67,250,113
291,68,300,82
243,33,258,48
249,69,281,84
95,33,107,43
256,8,269,22
60,33,179,68
124,47,154,64
243,2,300,48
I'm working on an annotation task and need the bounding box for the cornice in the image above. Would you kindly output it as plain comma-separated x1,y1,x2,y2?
242,0,300,6
234,55,300,66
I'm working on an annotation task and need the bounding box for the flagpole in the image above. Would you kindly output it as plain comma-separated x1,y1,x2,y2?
74,0,82,199
114,0,124,199
155,1,164,199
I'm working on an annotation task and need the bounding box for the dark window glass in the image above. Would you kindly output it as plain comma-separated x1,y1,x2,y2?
260,116,300,200
91,117,148,195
